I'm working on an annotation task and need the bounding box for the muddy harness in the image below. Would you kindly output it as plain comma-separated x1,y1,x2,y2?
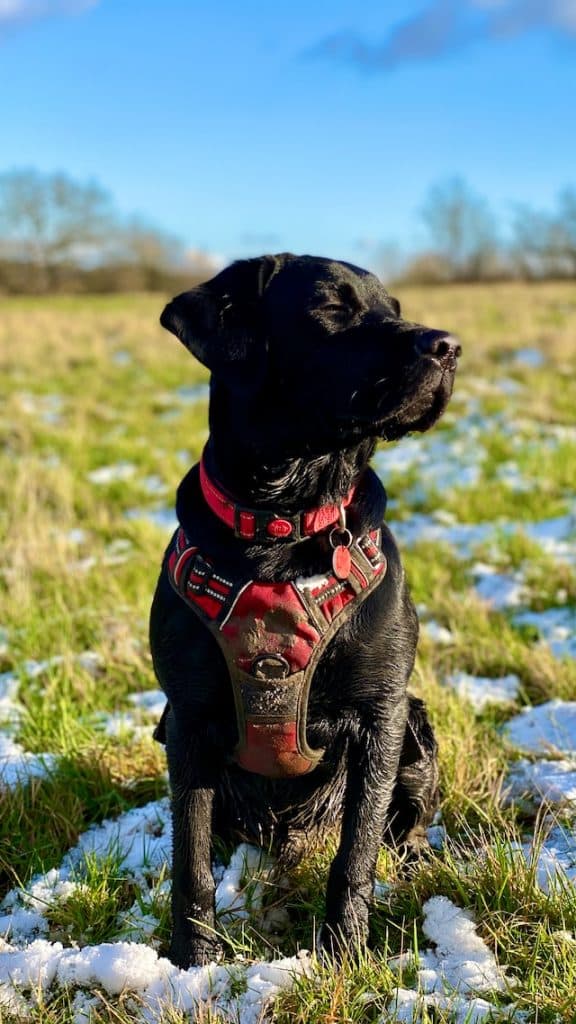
157,458,388,778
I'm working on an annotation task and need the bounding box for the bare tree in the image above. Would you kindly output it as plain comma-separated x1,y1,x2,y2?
553,188,576,276
0,168,113,288
420,177,500,280
510,189,576,279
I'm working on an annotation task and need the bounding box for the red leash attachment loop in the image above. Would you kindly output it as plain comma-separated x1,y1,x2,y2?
329,504,353,580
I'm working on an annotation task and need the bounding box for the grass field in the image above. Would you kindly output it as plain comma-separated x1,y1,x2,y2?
0,282,575,1023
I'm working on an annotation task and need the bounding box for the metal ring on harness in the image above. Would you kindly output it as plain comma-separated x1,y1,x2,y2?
328,527,352,549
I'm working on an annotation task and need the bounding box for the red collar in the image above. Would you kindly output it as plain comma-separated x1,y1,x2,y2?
199,454,356,542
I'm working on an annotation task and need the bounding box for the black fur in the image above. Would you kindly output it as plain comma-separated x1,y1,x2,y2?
150,253,460,967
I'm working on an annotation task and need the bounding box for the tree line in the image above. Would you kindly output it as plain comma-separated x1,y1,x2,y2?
0,169,213,294
406,177,576,283
1,169,575,293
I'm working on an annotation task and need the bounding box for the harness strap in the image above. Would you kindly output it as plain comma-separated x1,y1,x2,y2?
164,526,387,777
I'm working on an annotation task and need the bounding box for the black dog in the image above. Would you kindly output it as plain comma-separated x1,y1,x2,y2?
150,253,460,968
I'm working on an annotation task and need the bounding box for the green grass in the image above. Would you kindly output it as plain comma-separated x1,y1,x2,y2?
0,282,575,1023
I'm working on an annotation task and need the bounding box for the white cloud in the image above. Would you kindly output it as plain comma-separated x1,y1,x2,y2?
0,0,99,26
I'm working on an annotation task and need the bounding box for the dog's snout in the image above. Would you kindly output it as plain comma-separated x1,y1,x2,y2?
415,330,461,360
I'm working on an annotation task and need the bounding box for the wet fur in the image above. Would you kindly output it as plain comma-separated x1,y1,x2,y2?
150,253,459,967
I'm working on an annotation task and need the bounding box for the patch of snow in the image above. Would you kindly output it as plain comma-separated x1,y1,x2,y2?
471,563,527,610
390,514,494,557
504,759,576,806
77,651,104,677
125,506,178,532
215,844,271,923
503,700,576,756
141,475,168,496
512,608,576,659
0,795,311,1023
445,672,520,710
128,690,166,718
0,736,56,790
512,347,545,368
375,431,483,495
16,392,64,424
22,656,65,678
495,377,523,395
420,620,454,645
63,528,88,545
514,825,576,893
495,462,531,492
111,350,132,366
87,462,136,485
523,515,576,567
387,507,575,569
175,384,210,403
94,690,166,739
386,987,511,1023
95,711,150,740
0,671,20,726
386,896,518,1022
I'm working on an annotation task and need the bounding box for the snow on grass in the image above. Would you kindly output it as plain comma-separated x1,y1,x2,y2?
503,700,576,756
512,607,576,659
94,690,165,739
0,670,20,725
504,759,576,808
391,510,576,569
0,938,312,1024
87,462,137,485
513,825,576,894
502,701,576,810
15,391,64,424
511,348,546,368
0,796,311,1022
386,896,518,1022
374,431,482,494
0,799,277,942
471,563,527,611
445,672,521,711
125,506,178,532
495,462,531,492
0,651,106,790
391,513,493,556
523,513,576,567
0,735,56,789
420,620,454,645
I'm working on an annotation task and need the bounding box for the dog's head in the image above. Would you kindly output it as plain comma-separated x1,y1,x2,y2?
161,254,460,453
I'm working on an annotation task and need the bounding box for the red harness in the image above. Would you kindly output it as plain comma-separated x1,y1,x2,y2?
161,460,387,778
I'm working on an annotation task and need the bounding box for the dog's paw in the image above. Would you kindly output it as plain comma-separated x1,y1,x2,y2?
168,934,224,969
316,916,369,963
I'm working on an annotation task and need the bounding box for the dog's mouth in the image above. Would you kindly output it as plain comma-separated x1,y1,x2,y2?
345,347,460,438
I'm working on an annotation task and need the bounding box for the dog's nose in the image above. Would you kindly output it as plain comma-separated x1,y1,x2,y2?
415,330,462,360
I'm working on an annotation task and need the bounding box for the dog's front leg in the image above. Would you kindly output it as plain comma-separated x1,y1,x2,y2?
322,705,407,956
166,714,223,968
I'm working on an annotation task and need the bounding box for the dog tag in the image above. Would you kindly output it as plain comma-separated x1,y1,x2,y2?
332,544,352,580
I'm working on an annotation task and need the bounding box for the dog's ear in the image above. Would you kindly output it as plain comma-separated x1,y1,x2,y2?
160,255,281,373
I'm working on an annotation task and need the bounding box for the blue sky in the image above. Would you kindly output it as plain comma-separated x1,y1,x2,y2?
1,0,575,271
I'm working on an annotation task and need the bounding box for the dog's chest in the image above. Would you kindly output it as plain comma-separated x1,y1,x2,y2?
165,526,387,778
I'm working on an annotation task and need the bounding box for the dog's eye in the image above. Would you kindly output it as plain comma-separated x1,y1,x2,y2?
321,303,349,314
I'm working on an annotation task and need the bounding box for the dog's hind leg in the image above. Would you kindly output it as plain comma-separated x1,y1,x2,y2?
384,696,440,859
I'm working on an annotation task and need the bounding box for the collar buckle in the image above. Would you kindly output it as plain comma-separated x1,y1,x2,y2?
233,506,302,543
